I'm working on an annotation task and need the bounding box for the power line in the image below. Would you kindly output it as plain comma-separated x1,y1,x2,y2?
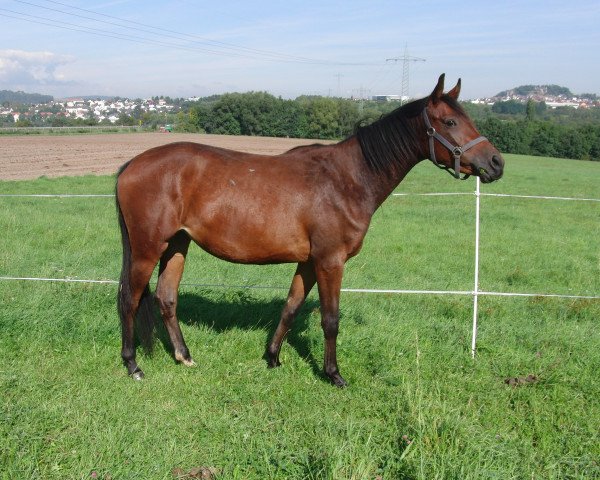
365,62,393,94
6,0,381,66
13,0,317,63
0,9,247,58
34,0,325,64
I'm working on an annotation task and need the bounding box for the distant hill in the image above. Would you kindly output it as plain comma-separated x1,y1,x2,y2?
494,85,597,101
496,84,572,98
0,90,53,105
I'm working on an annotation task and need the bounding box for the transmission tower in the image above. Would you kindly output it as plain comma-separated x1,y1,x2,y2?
334,73,344,97
386,45,425,104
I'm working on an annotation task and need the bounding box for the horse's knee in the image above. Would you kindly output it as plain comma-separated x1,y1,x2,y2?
155,292,177,316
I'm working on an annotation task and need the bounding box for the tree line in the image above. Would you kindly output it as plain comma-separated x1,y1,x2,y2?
178,92,600,161
175,91,391,140
476,117,600,161
0,90,53,105
464,100,600,161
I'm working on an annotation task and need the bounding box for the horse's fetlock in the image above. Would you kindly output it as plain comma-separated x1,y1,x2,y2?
321,318,339,337
121,347,135,362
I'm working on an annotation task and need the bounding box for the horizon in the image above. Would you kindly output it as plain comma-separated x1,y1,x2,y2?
2,81,597,103
1,1,599,100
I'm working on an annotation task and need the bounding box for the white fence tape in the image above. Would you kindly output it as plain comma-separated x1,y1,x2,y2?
0,194,114,198
1,276,598,300
1,185,599,357
3,192,599,201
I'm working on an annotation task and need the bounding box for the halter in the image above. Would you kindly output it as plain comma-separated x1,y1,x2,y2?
422,109,488,180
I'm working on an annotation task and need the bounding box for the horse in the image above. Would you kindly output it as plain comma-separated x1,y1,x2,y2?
116,74,504,386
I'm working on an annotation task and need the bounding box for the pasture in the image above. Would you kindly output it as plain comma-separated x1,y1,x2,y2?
1,152,599,479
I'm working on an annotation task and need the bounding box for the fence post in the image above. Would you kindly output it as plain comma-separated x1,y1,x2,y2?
471,177,481,358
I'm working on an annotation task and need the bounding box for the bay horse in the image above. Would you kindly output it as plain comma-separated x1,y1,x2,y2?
116,74,504,386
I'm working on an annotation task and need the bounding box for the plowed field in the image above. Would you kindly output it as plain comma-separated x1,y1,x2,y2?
1,133,332,180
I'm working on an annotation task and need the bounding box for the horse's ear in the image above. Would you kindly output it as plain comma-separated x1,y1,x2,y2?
448,78,461,100
430,73,445,104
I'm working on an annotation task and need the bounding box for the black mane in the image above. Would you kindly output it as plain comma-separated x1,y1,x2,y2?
355,96,428,175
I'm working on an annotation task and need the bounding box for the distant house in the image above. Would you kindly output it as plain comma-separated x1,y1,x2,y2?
372,94,404,102
545,101,580,109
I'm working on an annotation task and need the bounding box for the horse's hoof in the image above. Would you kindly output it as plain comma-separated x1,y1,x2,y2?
266,359,281,369
131,370,144,381
182,358,197,367
175,351,197,367
328,372,348,388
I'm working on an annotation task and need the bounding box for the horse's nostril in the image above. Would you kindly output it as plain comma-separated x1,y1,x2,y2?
492,155,503,168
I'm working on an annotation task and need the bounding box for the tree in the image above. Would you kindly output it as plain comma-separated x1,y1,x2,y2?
15,118,33,127
526,99,536,122
117,113,136,126
50,116,69,127
529,122,561,157
484,118,534,154
492,100,526,115
336,99,360,137
557,127,587,160
301,97,340,139
174,111,199,133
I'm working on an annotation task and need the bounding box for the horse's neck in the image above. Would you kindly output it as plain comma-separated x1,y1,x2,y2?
339,137,424,211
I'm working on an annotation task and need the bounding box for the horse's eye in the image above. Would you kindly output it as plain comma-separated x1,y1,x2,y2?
445,119,457,127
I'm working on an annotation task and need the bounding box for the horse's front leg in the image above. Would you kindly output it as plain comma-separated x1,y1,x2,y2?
266,261,316,368
315,258,347,387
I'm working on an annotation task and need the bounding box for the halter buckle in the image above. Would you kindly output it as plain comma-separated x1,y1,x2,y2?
452,146,463,158
426,127,436,137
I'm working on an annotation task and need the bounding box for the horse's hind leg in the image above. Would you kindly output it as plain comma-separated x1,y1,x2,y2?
314,258,347,387
266,261,316,368
120,257,157,380
155,230,194,366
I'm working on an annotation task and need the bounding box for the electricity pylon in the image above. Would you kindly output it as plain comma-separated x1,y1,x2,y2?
386,45,425,104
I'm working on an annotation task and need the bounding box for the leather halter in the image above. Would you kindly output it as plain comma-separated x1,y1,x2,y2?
422,109,488,180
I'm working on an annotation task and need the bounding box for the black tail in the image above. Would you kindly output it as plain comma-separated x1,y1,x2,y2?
116,163,155,353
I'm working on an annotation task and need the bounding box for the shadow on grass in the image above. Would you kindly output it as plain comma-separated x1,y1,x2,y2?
151,290,325,381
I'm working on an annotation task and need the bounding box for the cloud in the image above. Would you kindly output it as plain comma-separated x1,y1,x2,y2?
0,49,75,88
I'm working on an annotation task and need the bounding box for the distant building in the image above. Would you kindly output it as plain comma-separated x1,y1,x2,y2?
372,94,405,102
545,101,581,109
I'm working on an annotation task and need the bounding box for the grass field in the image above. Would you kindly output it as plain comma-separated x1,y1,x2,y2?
1,154,599,479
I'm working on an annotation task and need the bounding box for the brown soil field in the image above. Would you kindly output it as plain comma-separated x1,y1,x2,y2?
1,133,333,181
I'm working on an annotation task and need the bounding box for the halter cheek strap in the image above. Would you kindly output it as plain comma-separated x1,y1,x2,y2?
422,109,488,180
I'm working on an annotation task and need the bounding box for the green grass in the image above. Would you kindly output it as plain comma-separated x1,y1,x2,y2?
1,154,599,479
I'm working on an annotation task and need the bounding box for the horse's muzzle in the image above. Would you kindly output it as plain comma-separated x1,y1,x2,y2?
473,154,504,183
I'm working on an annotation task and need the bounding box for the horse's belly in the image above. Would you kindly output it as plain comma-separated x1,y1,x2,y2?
184,223,310,265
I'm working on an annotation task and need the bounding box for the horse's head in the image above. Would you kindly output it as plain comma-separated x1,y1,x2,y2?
424,74,504,183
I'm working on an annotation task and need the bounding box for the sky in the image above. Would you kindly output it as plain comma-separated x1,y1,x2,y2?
1,0,599,100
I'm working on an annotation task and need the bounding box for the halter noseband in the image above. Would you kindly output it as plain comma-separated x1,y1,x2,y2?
422,109,488,180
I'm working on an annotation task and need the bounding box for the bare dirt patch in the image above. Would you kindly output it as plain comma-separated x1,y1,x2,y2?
0,133,332,181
